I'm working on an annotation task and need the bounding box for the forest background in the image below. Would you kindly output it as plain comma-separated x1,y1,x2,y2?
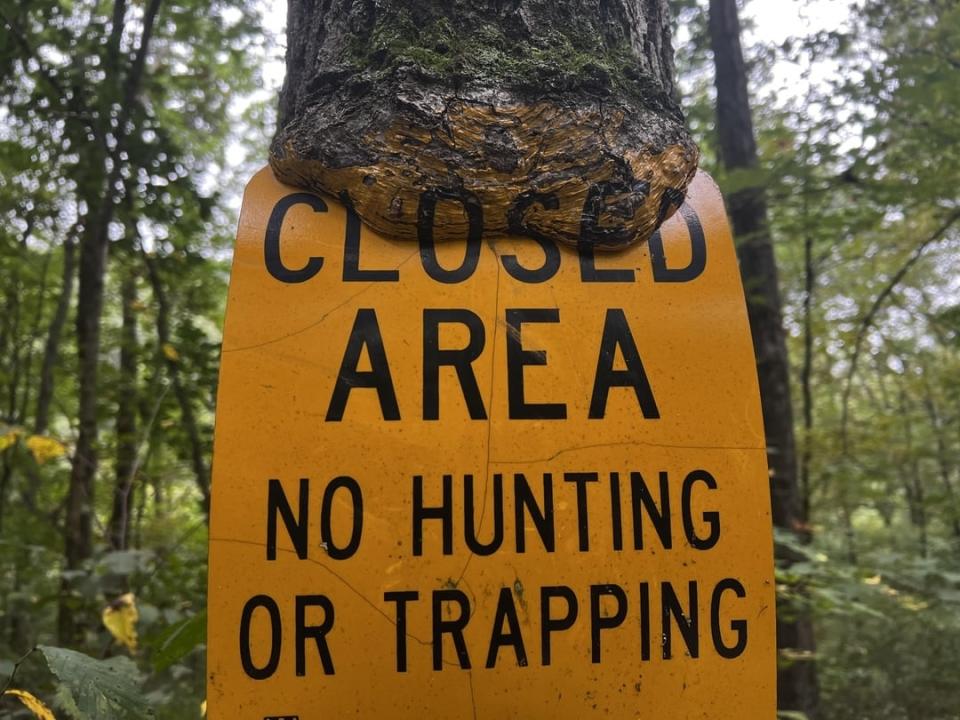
0,0,958,718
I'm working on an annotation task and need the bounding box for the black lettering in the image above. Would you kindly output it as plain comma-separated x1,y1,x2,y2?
590,584,628,663
423,309,487,420
505,309,566,420
464,473,503,555
264,193,326,283
610,471,623,552
639,582,651,661
296,595,335,676
503,192,561,283
682,470,720,550
326,309,400,421
631,471,672,550
418,188,483,284
267,478,308,561
514,473,555,553
239,595,282,680
662,581,699,659
711,579,747,659
384,590,419,672
589,309,659,419
578,179,649,251
564,472,598,551
320,476,363,559
485,587,528,668
413,474,453,556
649,204,706,283
540,585,578,666
656,187,686,226
343,206,398,281
432,589,472,669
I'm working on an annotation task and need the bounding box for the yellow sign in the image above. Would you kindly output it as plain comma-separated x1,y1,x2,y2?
207,168,775,718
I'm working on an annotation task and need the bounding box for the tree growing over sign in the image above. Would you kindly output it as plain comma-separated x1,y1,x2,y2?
271,0,699,249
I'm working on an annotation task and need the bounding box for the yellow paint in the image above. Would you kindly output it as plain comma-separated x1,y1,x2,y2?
207,168,775,718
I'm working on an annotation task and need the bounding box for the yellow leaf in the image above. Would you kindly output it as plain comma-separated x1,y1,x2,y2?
102,592,139,652
0,428,22,452
162,343,180,362
25,435,67,464
200,699,207,717
3,689,57,719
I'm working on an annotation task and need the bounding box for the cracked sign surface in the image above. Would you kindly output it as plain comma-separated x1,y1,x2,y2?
207,168,776,719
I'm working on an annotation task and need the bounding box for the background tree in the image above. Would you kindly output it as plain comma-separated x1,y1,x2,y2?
706,0,819,715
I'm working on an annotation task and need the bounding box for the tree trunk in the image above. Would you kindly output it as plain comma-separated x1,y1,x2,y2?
35,235,77,436
923,393,960,540
707,0,820,716
60,210,110,644
799,191,815,524
109,274,139,552
143,251,210,515
273,0,698,249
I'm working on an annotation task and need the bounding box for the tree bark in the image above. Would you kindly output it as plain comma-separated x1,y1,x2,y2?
143,251,210,515
273,0,698,249
799,197,815,524
707,0,820,716
109,274,139,552
35,235,77,436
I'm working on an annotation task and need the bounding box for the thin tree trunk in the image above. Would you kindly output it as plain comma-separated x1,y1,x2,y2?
900,390,928,557
708,0,819,715
142,251,210,515
799,187,816,525
3,216,33,423
109,275,139,552
923,393,960,540
35,235,78,436
18,250,52,427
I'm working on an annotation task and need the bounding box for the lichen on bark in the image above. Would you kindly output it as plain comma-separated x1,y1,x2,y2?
272,0,699,249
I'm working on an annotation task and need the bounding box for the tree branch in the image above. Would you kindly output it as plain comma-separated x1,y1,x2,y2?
840,208,960,451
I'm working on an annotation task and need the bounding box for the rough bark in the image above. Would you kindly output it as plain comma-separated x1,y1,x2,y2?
707,0,820,716
273,0,698,249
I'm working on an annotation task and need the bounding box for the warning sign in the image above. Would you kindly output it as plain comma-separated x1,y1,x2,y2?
207,168,776,718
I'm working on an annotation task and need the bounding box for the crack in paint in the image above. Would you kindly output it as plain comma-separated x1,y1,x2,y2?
492,440,767,465
222,248,421,353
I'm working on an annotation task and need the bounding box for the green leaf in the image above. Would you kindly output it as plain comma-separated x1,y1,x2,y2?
150,610,206,671
37,645,154,720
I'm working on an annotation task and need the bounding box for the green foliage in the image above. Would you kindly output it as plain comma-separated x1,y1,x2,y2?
39,646,154,720
149,611,206,672
0,0,264,714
